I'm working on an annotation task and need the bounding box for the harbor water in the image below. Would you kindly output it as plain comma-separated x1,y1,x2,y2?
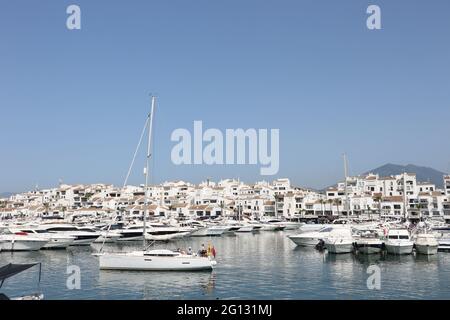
1,231,450,300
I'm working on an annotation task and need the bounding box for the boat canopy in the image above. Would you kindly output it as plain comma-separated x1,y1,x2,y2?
0,263,41,288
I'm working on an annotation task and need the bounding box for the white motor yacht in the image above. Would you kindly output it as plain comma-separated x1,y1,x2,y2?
261,218,301,231
235,225,257,233
323,228,355,254
385,229,414,255
94,231,123,243
0,231,49,251
415,233,439,255
281,222,303,231
190,225,224,237
288,225,350,247
431,227,450,251
355,237,384,254
438,238,450,251
10,227,75,249
297,223,330,234
116,225,145,242
77,226,123,243
145,223,191,241
37,224,101,246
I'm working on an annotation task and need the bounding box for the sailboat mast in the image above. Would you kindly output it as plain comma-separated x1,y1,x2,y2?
403,172,408,221
343,153,349,216
143,96,156,248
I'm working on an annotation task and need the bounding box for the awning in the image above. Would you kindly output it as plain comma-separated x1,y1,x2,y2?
0,263,41,288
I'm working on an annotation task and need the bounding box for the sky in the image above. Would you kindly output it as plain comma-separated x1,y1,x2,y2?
1,0,450,192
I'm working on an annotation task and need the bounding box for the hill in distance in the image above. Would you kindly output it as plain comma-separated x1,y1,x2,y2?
364,163,447,188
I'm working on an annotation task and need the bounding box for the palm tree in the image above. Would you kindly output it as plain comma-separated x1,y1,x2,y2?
333,199,342,218
43,202,50,217
219,202,225,217
320,199,325,217
373,194,382,220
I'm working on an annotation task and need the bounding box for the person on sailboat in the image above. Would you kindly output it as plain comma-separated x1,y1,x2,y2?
188,247,193,255
199,244,207,257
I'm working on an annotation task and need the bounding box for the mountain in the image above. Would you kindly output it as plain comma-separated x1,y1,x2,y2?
364,163,447,188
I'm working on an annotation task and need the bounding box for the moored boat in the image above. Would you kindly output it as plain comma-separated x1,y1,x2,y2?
323,228,355,254
99,249,216,271
385,229,414,255
415,234,439,255
0,232,49,252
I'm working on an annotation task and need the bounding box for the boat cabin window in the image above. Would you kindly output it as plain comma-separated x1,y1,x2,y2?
320,227,333,233
144,253,178,257
388,236,399,239
399,235,409,239
46,227,78,232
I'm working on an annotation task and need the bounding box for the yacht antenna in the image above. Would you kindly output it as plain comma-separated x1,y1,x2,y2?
143,96,156,249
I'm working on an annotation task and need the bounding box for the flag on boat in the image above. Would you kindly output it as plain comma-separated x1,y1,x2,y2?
207,244,217,258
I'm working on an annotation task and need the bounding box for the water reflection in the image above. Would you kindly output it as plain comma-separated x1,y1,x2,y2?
1,232,450,300
354,253,383,265
98,270,217,300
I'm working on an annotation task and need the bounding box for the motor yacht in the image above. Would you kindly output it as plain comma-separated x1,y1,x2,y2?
116,225,145,242
145,222,191,241
385,229,414,255
355,236,384,254
414,233,439,255
288,225,350,247
0,231,49,251
37,224,100,246
190,225,233,237
323,228,355,254
9,227,75,249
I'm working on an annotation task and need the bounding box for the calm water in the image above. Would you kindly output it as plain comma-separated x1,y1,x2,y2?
1,231,450,300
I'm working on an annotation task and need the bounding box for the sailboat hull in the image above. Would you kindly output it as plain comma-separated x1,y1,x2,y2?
99,252,215,271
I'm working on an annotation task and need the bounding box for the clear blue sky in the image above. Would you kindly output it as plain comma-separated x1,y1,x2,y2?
1,0,450,192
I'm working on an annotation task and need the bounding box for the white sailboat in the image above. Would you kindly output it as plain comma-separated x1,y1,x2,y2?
98,96,217,271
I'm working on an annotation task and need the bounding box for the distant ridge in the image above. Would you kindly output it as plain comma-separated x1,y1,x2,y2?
364,163,447,188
